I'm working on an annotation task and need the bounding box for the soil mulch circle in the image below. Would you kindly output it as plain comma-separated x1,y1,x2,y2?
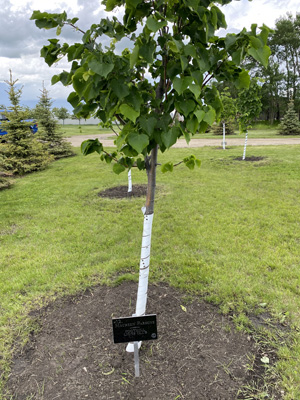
99,185,147,199
6,282,280,400
234,156,266,162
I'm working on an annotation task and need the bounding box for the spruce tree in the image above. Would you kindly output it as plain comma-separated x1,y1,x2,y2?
0,71,53,175
279,100,300,135
34,85,74,159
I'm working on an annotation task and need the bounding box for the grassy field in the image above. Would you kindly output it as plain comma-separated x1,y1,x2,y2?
58,122,297,139
59,124,113,137
1,144,300,398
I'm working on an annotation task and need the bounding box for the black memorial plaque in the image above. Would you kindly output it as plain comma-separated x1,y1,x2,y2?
112,314,158,344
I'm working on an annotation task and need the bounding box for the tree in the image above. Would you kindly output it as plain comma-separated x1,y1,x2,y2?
244,53,285,124
213,87,236,135
32,1,270,350
237,77,262,159
270,13,300,112
0,70,52,175
53,107,70,125
34,84,74,159
279,99,300,135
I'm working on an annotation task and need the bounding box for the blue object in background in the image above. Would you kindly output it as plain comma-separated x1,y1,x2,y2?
0,110,38,136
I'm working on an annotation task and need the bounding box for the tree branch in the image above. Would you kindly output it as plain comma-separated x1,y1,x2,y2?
115,114,126,125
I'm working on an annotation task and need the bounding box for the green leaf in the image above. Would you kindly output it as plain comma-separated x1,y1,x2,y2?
111,79,130,99
249,35,261,50
161,162,173,173
126,0,143,9
224,34,237,49
235,70,250,90
203,108,216,125
176,99,195,117
189,83,201,99
113,163,126,174
248,45,270,68
83,71,90,81
184,44,197,58
183,154,200,170
161,127,180,148
186,116,199,134
140,116,157,136
180,56,188,71
195,158,201,167
119,104,140,123
127,132,149,153
194,109,205,123
137,158,145,170
88,59,114,78
106,0,118,11
168,40,179,53
51,75,60,85
232,49,243,65
184,131,191,144
81,139,103,155
146,16,167,33
67,92,80,108
115,132,127,150
173,76,193,95
130,44,139,68
139,42,155,64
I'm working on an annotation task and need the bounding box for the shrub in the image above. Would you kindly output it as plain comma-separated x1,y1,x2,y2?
0,71,53,175
279,100,300,135
34,85,74,159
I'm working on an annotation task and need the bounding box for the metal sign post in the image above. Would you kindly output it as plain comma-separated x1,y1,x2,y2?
134,341,140,377
112,314,157,378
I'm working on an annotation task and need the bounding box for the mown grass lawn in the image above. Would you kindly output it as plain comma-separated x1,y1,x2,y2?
1,144,300,398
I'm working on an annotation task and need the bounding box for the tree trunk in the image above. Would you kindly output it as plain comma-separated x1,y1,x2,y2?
126,145,158,352
242,130,248,160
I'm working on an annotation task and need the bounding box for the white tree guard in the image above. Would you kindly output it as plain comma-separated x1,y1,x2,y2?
128,169,132,193
126,208,154,352
242,130,248,160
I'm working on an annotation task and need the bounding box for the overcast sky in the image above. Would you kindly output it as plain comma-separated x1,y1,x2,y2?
0,0,298,111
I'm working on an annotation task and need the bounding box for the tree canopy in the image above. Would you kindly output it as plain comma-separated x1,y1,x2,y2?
31,1,271,174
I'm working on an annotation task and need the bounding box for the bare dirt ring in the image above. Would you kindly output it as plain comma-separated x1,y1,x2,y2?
6,282,282,400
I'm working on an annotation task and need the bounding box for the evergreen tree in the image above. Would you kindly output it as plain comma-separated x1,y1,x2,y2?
279,100,300,135
34,85,74,159
0,70,52,175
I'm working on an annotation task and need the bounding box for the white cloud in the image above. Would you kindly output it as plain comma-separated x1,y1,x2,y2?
221,0,299,31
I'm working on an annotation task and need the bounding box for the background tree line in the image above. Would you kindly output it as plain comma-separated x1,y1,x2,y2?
225,12,300,125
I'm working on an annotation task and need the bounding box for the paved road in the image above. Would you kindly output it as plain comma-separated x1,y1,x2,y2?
66,134,300,148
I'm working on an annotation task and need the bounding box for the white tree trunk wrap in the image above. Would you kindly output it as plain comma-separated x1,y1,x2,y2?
135,208,153,316
128,169,132,193
222,122,226,150
126,208,154,352
242,130,248,160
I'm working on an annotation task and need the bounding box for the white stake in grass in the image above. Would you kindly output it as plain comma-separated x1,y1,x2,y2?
242,130,248,160
128,169,132,193
222,122,226,150
126,208,154,352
